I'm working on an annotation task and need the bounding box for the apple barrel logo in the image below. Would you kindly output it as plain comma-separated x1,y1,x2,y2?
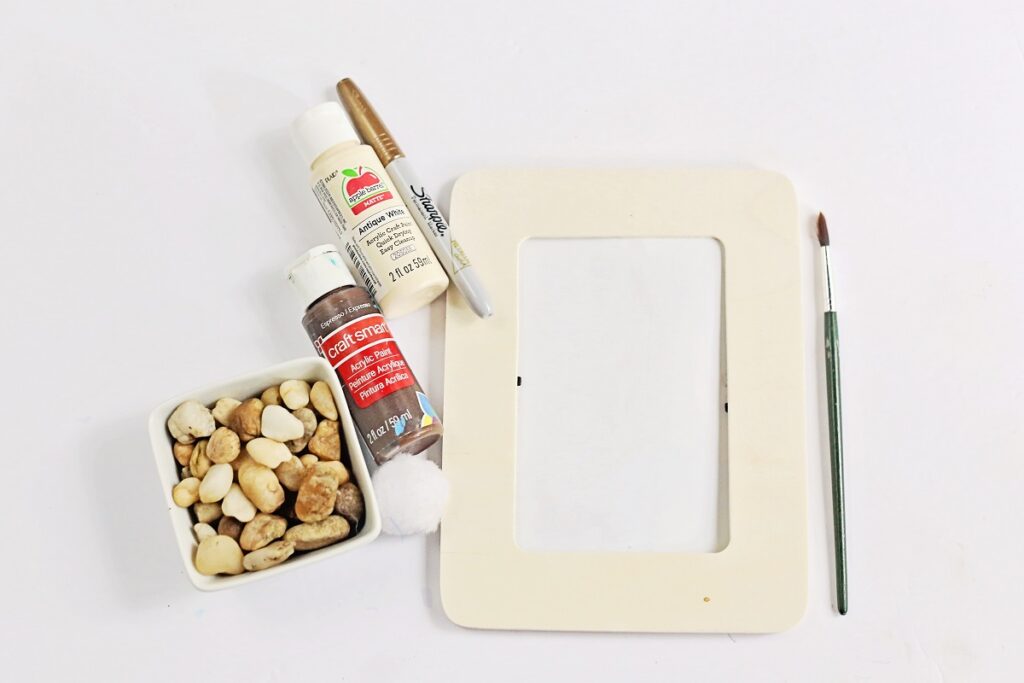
341,166,393,216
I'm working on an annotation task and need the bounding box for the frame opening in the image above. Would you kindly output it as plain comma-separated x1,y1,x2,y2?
514,237,730,553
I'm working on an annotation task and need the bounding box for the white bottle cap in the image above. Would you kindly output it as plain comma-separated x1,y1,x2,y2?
291,102,359,168
287,244,357,309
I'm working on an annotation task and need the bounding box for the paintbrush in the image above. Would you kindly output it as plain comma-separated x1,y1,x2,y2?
818,212,847,615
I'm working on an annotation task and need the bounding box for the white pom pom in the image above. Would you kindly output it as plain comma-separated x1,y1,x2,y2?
372,454,449,535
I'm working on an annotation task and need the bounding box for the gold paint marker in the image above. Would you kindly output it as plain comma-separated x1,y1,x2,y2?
337,78,494,318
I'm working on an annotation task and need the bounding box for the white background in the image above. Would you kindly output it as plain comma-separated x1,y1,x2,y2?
2,1,1022,681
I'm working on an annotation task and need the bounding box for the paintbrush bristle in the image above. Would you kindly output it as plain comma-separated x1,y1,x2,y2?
817,212,830,246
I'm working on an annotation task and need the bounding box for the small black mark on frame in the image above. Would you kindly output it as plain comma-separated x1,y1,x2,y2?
516,376,522,387
724,402,728,413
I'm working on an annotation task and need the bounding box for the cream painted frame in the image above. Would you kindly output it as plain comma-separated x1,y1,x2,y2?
440,169,807,633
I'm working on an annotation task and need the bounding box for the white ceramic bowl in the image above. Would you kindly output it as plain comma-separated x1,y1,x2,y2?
148,357,381,591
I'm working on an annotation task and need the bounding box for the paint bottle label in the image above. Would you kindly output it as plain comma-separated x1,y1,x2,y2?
308,144,448,317
315,313,416,409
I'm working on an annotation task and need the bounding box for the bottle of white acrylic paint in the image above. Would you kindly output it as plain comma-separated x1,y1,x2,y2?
291,103,449,318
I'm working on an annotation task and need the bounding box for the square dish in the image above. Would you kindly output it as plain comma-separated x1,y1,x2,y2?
148,356,381,591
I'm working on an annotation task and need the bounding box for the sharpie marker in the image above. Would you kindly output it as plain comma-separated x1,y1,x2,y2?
337,78,494,318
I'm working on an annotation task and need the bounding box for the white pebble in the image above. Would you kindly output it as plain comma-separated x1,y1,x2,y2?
167,400,215,444
193,522,217,542
221,483,257,523
309,381,338,420
279,380,310,410
194,535,244,576
246,438,292,468
261,404,305,442
198,463,233,503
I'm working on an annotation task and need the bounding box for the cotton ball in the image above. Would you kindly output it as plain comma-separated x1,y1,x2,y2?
372,454,449,535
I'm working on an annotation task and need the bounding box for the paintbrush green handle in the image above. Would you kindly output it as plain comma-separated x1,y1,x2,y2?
824,310,847,614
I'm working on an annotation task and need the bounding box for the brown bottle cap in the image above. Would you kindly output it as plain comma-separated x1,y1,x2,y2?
336,78,403,166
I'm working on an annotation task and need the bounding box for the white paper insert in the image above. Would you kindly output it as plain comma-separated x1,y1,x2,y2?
516,237,725,553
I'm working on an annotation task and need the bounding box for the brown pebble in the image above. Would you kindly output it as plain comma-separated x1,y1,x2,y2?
333,481,364,526
295,465,339,523
229,398,264,442
217,515,244,541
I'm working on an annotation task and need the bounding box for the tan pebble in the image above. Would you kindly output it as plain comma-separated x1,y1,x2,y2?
172,441,194,467
229,398,264,442
189,439,212,479
308,420,341,461
295,466,339,523
237,454,261,481
193,522,217,542
242,540,295,571
206,427,241,464
334,482,365,526
280,380,311,410
309,381,339,420
194,535,244,576
221,483,256,522
246,437,292,468
180,465,192,480
239,513,287,551
167,400,215,444
231,451,254,474
260,385,282,406
217,515,244,541
284,515,351,550
316,461,349,486
238,463,284,513
194,501,222,524
261,404,305,442
211,397,241,426
275,456,306,492
287,408,317,453
172,477,200,507
299,454,319,468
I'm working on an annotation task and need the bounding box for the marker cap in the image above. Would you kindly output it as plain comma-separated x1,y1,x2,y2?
337,78,404,166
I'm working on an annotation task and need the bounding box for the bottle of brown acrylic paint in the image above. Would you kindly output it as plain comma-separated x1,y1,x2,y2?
288,244,443,464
